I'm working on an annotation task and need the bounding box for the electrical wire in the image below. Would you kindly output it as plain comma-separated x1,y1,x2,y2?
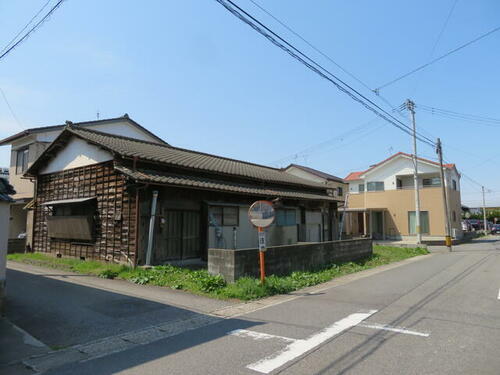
375,23,500,91
0,86,23,129
247,0,425,152
410,0,459,96
417,104,500,126
215,0,436,148
271,117,380,166
0,0,53,56
0,0,66,62
247,0,373,92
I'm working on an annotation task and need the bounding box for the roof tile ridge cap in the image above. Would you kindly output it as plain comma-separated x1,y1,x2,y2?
165,144,290,173
70,125,173,148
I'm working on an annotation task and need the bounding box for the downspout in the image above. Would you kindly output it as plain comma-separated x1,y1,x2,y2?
134,183,148,267
145,190,159,266
29,178,37,253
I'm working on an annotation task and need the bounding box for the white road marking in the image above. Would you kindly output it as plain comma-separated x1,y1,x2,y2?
247,310,377,374
497,288,500,300
228,329,297,342
357,322,430,337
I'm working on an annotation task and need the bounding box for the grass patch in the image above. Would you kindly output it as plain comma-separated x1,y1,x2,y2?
7,245,428,301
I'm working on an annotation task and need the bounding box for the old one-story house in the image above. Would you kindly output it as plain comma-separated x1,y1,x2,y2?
25,125,342,266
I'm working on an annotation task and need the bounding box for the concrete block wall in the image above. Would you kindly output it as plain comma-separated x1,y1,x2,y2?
208,238,372,283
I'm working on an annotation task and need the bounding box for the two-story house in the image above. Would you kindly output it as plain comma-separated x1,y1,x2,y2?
343,152,462,243
0,115,167,252
284,164,347,242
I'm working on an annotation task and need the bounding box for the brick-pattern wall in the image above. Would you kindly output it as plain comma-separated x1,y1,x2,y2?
208,238,372,282
33,162,137,263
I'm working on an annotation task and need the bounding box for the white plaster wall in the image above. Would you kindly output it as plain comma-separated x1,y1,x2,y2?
87,121,161,143
40,138,113,174
285,166,326,184
364,156,440,191
348,181,363,194
208,205,299,249
0,202,9,285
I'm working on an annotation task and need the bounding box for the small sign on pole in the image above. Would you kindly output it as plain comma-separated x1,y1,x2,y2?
248,200,275,284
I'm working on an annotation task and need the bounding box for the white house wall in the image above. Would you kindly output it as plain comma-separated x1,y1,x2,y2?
87,121,161,143
40,138,113,175
364,156,440,191
208,206,300,249
285,166,326,184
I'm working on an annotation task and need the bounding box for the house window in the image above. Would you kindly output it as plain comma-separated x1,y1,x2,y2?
275,209,296,226
337,187,343,197
452,179,457,191
16,147,29,174
397,179,403,189
408,211,430,235
367,181,384,191
47,199,97,241
209,206,239,226
423,177,441,187
358,184,365,192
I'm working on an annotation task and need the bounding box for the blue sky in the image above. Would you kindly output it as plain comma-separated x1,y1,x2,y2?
0,0,499,207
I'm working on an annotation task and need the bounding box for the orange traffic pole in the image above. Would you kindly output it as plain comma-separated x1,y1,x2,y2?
258,227,266,284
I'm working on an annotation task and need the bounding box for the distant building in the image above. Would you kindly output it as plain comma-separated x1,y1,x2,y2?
343,152,462,242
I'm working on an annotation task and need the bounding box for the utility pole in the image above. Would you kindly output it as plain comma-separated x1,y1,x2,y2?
482,186,488,234
406,99,422,244
436,138,452,251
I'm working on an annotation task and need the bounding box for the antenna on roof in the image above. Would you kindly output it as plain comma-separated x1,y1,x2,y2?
96,110,100,120
65,120,73,126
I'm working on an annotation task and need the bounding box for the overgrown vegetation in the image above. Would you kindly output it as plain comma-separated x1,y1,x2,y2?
7,245,428,301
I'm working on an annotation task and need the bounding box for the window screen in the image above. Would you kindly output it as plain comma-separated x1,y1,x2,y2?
16,148,29,174
209,206,239,226
275,209,296,226
367,181,384,191
408,211,430,234
423,177,441,187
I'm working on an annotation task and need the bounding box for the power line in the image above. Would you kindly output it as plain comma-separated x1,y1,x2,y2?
271,117,380,166
417,104,500,126
247,0,417,143
215,0,436,148
0,86,23,129
375,23,500,92
247,0,373,92
411,0,459,96
0,0,66,62
0,0,53,56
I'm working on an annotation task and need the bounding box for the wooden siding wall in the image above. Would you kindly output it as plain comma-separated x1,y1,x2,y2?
33,162,137,263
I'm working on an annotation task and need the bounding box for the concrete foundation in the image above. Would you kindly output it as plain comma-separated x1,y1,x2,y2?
208,238,372,282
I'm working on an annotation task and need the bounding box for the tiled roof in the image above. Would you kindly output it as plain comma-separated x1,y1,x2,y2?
0,115,167,145
56,127,327,189
344,152,456,180
344,171,364,181
115,165,336,201
285,164,344,183
0,178,15,202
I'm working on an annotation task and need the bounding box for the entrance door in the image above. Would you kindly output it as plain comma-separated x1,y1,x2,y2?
156,210,201,262
372,211,384,239
358,212,364,235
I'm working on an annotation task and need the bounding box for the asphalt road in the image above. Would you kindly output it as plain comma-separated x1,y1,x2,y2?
13,236,500,374
5,262,232,348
